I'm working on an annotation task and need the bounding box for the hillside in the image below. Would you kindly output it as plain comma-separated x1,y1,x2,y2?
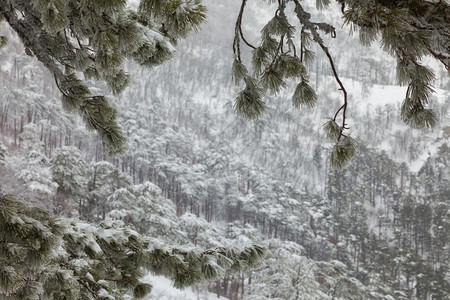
1,0,450,299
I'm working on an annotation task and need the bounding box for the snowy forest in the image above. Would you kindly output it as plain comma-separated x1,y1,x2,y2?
1,0,450,299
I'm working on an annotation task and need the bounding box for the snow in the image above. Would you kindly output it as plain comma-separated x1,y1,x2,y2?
141,275,223,300
85,272,95,282
86,240,102,255
69,259,89,271
1,61,12,73
97,288,114,299
344,78,449,107
144,29,177,53
127,0,139,8
52,244,69,259
8,215,25,225
98,228,124,242
336,77,449,171
57,270,72,281
0,1,449,298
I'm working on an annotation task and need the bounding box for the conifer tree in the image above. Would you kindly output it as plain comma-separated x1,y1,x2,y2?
16,150,58,204
0,142,6,165
51,146,88,216
0,194,266,299
86,161,132,221
107,181,179,236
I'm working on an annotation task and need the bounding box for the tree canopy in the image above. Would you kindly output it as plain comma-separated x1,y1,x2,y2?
0,0,448,167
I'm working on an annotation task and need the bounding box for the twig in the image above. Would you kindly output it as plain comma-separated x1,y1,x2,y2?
292,0,348,141
427,47,450,70
236,0,256,51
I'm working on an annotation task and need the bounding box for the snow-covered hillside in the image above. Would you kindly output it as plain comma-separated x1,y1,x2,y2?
1,0,449,299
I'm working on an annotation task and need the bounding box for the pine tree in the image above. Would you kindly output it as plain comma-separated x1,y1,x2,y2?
86,161,132,221
0,194,266,299
107,181,179,236
50,146,88,216
16,150,58,204
0,142,6,165
244,239,325,300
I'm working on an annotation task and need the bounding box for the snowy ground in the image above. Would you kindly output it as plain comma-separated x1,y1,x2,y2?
142,275,222,300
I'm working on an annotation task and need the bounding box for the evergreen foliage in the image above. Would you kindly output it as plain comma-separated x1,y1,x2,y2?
107,181,179,236
0,0,447,166
17,151,58,202
341,0,448,132
0,45,449,296
330,136,357,170
1,0,450,298
0,194,266,299
51,146,88,216
0,0,206,155
234,76,266,119
292,79,317,109
232,0,449,168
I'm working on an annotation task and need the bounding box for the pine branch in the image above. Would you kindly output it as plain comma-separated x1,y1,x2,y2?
292,0,349,142
0,1,127,156
1,194,267,299
234,0,256,62
237,0,256,50
427,47,450,70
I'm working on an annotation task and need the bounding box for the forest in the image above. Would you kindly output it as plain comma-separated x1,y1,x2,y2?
1,0,450,299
